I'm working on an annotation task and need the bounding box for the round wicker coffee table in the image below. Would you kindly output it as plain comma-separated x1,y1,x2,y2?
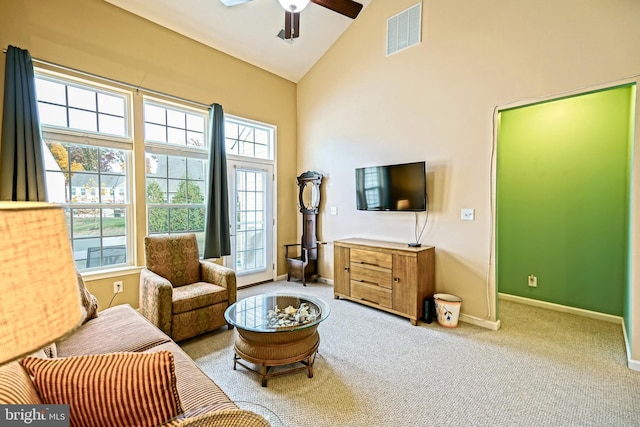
224,294,330,387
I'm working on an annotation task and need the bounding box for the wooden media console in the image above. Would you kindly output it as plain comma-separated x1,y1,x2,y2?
333,238,435,325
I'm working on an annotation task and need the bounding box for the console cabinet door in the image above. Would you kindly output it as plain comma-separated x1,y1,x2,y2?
334,245,351,296
392,254,417,317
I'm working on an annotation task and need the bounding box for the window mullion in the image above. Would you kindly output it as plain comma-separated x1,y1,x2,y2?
183,113,187,148
165,109,169,145
94,91,99,133
65,85,70,128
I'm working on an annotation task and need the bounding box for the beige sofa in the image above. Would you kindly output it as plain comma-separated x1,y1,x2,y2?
0,302,269,426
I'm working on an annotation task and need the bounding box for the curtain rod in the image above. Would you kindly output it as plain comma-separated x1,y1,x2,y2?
2,48,212,110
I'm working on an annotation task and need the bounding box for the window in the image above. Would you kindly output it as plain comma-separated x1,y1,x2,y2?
36,73,132,272
144,99,208,253
34,68,276,274
36,76,127,137
225,117,274,160
363,167,382,209
144,101,205,147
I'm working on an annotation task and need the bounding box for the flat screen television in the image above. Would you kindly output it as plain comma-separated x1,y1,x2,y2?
355,161,427,211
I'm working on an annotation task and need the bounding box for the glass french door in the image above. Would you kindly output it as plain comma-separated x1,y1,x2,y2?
226,160,274,287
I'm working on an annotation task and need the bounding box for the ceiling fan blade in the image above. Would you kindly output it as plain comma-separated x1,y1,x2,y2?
311,0,363,19
219,0,252,6
284,11,300,39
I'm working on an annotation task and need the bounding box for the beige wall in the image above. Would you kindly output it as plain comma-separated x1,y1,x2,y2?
1,0,639,363
0,0,299,309
298,0,640,359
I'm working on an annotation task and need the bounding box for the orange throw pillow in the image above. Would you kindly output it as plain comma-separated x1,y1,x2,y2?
21,351,182,427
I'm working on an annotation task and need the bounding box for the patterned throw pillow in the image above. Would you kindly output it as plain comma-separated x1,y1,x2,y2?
42,342,57,358
21,351,182,427
76,271,98,323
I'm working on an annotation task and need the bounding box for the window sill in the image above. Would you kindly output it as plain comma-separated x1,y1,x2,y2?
81,266,142,281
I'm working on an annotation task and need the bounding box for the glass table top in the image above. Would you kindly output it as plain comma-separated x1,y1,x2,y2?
224,294,330,333
235,401,284,427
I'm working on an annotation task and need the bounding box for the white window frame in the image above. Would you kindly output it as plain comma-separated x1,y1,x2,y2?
36,72,132,141
225,114,275,161
36,69,135,273
223,114,277,285
143,97,210,254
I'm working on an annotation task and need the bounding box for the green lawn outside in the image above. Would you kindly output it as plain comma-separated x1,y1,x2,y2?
72,217,126,236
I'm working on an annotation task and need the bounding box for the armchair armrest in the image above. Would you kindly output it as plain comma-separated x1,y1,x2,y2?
285,243,319,262
139,268,173,336
200,260,237,305
284,243,301,258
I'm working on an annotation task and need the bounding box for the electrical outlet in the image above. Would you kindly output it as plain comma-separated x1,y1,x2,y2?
461,208,475,221
113,281,124,293
528,275,537,287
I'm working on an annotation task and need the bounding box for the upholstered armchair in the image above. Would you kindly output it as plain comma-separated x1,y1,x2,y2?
139,233,237,342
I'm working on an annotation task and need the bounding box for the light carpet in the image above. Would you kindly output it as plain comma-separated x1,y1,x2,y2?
179,281,640,427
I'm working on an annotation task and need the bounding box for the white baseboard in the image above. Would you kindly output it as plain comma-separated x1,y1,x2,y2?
498,293,623,324
621,320,640,372
459,314,502,330
273,275,332,284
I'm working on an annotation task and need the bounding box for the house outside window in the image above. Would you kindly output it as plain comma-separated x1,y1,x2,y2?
36,72,132,272
144,99,208,253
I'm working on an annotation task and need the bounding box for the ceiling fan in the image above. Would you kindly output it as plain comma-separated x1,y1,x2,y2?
219,0,363,40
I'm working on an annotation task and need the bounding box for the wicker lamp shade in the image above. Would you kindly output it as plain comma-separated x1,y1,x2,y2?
0,202,85,365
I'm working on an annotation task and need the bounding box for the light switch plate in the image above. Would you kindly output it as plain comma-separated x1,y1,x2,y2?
330,207,338,216
461,208,475,221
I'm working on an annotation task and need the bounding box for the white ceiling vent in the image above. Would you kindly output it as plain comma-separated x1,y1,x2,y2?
387,2,422,56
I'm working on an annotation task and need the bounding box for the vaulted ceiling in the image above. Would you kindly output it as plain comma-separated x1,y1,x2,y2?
104,0,372,83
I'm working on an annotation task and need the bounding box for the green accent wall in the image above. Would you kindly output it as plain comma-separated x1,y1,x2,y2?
497,85,634,316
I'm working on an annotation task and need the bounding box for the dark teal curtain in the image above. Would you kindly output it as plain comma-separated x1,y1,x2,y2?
203,103,230,258
0,46,47,201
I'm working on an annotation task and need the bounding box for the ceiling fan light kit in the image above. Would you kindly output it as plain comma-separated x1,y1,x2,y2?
220,0,363,41
219,0,252,6
278,0,311,12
